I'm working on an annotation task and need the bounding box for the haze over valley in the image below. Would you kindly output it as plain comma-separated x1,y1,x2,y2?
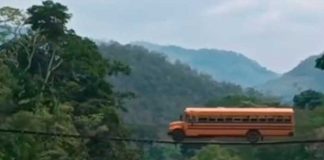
132,41,324,102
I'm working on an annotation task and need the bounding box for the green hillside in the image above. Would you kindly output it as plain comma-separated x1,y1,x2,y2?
133,41,278,87
257,55,324,102
99,42,246,137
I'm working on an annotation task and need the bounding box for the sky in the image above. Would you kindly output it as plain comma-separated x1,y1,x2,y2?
1,0,324,73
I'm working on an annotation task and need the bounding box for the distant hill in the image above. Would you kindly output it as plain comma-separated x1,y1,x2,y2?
257,55,324,102
132,41,278,87
99,42,246,137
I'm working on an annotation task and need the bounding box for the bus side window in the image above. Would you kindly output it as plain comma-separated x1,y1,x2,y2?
242,117,249,122
267,117,274,123
259,117,266,123
276,116,283,123
225,117,232,123
233,117,241,122
188,116,195,123
284,117,291,123
198,117,208,123
250,117,257,123
209,117,216,123
217,117,224,122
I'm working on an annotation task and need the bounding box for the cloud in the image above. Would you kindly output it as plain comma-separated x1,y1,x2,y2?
292,0,324,13
241,0,324,35
0,0,41,9
204,0,260,16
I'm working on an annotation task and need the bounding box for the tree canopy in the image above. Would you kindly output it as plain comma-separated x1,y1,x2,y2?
0,1,139,159
316,54,324,70
25,0,71,40
293,90,324,110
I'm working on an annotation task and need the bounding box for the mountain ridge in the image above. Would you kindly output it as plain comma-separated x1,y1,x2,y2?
257,54,324,102
132,41,279,87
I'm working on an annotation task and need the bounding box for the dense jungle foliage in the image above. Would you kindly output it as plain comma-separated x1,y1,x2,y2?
0,1,140,159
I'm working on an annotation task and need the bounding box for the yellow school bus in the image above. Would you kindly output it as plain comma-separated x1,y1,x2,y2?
168,107,294,143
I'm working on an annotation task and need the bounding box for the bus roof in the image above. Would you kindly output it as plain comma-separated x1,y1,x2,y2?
185,107,294,114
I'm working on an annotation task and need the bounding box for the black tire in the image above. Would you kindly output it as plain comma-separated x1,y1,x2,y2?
172,129,185,142
246,130,261,143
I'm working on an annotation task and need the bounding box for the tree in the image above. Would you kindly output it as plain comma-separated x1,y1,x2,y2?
0,109,87,160
0,1,140,159
205,93,280,107
309,127,324,160
0,6,26,43
25,0,71,40
315,54,324,70
205,95,257,107
251,145,313,160
293,90,324,110
191,145,241,160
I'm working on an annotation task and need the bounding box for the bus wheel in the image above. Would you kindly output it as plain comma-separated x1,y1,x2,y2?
172,129,185,142
246,130,261,143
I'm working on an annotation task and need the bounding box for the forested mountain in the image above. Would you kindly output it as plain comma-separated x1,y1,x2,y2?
99,42,246,137
98,42,289,160
257,55,324,102
133,41,278,87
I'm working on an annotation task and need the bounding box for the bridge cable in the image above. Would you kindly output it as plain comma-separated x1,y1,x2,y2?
0,128,323,145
